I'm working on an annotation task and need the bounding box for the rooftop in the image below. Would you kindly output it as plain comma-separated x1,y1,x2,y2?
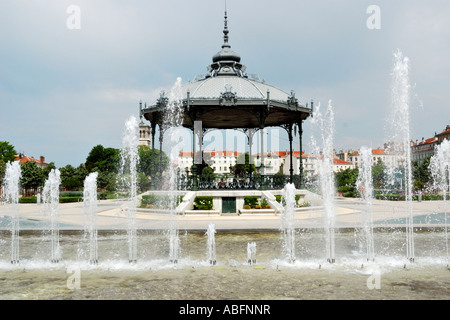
141,10,312,130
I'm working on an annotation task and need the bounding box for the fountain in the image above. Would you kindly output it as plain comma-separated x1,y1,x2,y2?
1,57,450,300
119,115,140,263
42,169,62,263
385,50,415,262
356,146,375,262
205,223,217,265
2,161,21,264
310,100,336,263
247,242,256,265
164,77,184,264
280,183,296,263
429,139,450,265
83,172,99,264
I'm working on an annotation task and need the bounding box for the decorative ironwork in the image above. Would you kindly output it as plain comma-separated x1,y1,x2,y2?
156,91,169,108
287,90,298,108
219,85,237,106
177,173,290,191
139,10,313,192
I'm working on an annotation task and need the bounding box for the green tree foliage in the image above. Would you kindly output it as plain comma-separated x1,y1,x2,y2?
335,168,359,197
138,172,151,191
42,162,57,180
231,153,256,175
335,168,359,188
85,145,120,173
0,141,17,163
138,145,169,177
97,170,117,191
412,156,432,190
60,164,89,190
0,159,6,182
19,161,44,194
372,159,386,189
335,159,389,197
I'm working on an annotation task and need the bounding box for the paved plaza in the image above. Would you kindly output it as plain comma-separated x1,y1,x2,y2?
2,196,447,231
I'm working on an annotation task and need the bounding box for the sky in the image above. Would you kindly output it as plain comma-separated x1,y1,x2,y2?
1,0,449,168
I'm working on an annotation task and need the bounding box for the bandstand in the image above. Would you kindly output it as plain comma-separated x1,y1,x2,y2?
140,11,312,191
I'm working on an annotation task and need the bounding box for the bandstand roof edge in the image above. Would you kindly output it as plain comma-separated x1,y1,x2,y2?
140,9,312,131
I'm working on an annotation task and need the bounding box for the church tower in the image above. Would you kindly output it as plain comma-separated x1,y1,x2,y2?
139,120,151,147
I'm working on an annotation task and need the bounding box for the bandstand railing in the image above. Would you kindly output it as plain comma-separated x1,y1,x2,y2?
175,174,303,191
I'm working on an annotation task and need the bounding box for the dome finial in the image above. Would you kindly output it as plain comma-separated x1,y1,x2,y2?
210,3,243,75
223,5,229,47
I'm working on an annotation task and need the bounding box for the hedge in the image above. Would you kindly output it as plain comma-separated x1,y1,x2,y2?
193,196,213,210
59,196,83,203
18,196,82,203
374,193,450,201
275,194,310,207
18,196,38,203
60,191,83,198
244,196,259,208
140,194,184,208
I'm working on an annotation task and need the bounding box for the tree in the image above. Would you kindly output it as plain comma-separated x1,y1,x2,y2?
85,145,120,173
335,168,359,197
137,172,151,191
412,156,432,190
97,170,117,191
20,161,44,195
372,159,386,189
60,164,88,190
42,162,57,180
138,145,169,177
0,159,6,183
202,166,215,177
75,164,89,183
0,141,17,163
231,153,256,176
335,168,359,188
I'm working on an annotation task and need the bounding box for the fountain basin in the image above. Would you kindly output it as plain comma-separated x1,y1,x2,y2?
0,229,448,300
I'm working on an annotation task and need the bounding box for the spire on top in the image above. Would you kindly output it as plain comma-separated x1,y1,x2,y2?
223,9,229,47
209,4,245,77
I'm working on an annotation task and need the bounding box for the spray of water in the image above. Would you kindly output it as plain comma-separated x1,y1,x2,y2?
42,169,62,263
206,223,217,265
120,115,140,263
429,139,450,265
83,172,99,264
247,242,257,265
385,50,414,262
356,146,375,261
3,161,22,264
281,183,296,263
164,77,184,263
310,101,336,263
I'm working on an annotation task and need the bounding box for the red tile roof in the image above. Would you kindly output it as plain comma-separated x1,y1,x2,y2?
333,158,352,165
14,154,47,165
179,152,193,157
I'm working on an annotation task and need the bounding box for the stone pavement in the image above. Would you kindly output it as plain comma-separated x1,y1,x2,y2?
1,197,448,231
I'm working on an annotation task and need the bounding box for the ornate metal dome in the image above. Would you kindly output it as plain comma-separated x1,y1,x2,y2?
140,9,312,188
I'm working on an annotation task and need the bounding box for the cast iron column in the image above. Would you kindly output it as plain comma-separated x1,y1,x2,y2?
298,120,304,189
288,123,294,184
150,121,157,190
159,125,164,178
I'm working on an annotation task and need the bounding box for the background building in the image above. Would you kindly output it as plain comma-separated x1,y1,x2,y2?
15,154,48,169
139,121,151,147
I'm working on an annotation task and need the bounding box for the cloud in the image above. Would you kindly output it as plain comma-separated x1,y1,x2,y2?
0,1,449,167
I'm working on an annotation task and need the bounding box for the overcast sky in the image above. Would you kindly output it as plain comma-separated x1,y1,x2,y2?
1,0,449,168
